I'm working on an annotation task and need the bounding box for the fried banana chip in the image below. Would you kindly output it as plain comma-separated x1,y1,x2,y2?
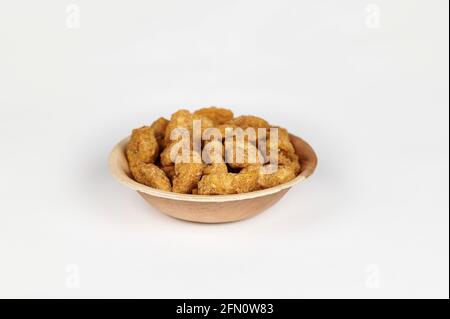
241,162,298,189
150,117,169,149
194,107,234,125
192,113,215,137
130,163,171,191
268,126,295,155
234,171,260,193
161,165,175,181
197,171,259,195
164,109,193,145
164,109,214,146
160,138,193,167
256,165,297,189
197,173,235,195
203,162,228,175
126,126,159,166
225,138,264,169
172,153,205,194
160,141,178,167
227,115,270,130
202,140,227,175
279,152,301,175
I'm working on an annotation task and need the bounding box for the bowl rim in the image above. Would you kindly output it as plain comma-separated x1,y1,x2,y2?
108,134,317,202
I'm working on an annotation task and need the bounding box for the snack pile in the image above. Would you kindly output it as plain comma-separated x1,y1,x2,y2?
126,107,301,195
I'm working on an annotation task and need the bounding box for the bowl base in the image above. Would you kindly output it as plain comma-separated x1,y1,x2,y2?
138,189,290,223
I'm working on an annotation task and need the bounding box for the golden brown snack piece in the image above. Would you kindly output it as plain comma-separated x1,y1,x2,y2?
159,143,173,167
241,162,298,189
256,165,297,189
227,115,270,130
161,110,214,167
160,142,176,167
198,173,235,195
130,163,171,191
172,163,205,194
200,139,227,182
126,126,159,166
203,162,228,175
192,114,215,138
263,127,296,168
234,171,260,193
226,138,264,169
164,109,214,146
240,164,261,173
194,107,234,125
161,165,175,181
197,171,259,195
279,152,301,175
164,109,193,145
172,153,205,194
267,126,295,155
160,138,194,167
150,117,169,149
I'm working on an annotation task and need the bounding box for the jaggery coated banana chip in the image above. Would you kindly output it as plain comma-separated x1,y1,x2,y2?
202,140,227,175
226,138,265,169
194,107,234,125
172,162,204,194
164,109,193,145
197,173,235,195
160,137,194,167
279,152,301,175
234,171,260,193
126,126,159,166
241,163,297,189
197,171,259,195
164,109,214,146
172,153,205,194
203,162,228,175
161,165,175,181
193,114,215,138
267,126,296,156
227,115,270,130
256,165,297,189
150,117,169,149
130,163,171,191
160,141,182,167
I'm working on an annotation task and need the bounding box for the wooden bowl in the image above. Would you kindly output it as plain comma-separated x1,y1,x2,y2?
108,134,317,223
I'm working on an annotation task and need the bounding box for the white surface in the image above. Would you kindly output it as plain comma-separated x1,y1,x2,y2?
0,0,448,299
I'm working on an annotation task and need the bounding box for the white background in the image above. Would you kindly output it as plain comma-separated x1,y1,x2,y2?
0,0,448,298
